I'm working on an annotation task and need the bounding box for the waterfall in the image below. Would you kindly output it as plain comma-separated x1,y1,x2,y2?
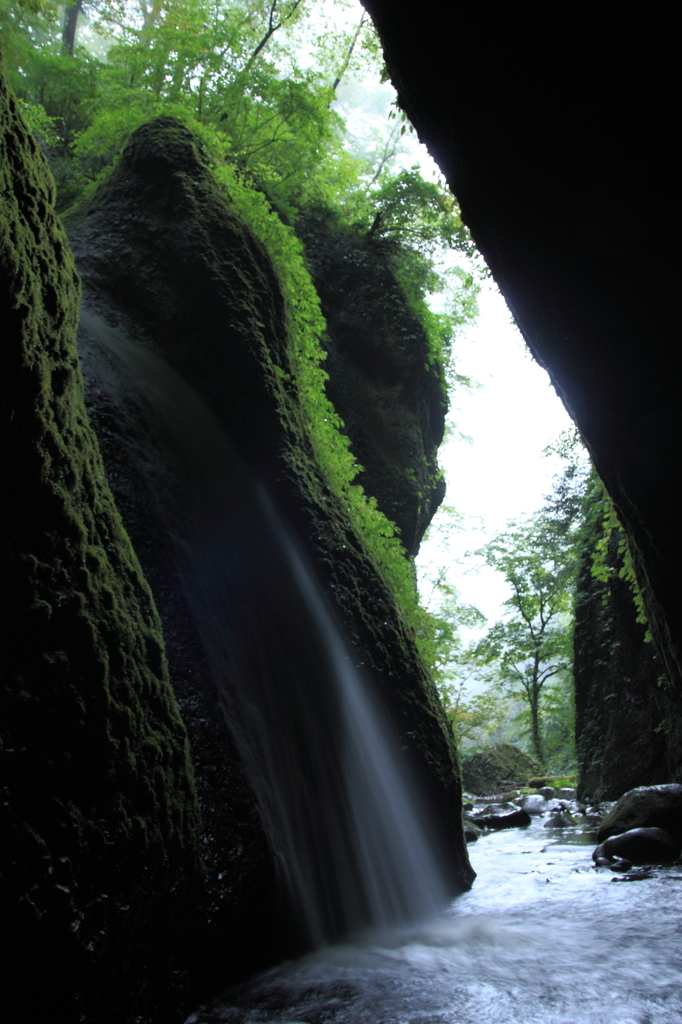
80,309,447,946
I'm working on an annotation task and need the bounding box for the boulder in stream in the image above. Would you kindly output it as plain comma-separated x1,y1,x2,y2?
544,810,576,829
521,794,547,816
596,784,682,844
473,809,532,831
595,827,680,865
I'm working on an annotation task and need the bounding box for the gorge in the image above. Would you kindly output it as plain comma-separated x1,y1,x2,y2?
2,3,681,1022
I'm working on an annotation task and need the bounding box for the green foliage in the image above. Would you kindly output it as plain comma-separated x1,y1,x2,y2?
473,468,585,765
4,0,479,371
5,0,379,217
363,167,476,259
4,0,485,692
416,504,489,691
392,256,479,394
589,479,650,636
445,684,510,748
540,672,576,771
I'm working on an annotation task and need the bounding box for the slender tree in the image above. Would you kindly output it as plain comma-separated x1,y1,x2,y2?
474,470,585,765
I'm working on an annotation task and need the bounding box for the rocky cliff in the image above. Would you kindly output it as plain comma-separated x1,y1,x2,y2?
362,1,682,782
1,66,203,1024
574,515,668,802
297,214,447,558
2,88,472,1023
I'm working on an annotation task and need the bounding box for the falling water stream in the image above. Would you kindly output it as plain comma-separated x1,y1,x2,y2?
81,312,682,1023
81,310,446,948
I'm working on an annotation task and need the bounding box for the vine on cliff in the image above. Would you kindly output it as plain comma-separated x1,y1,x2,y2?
590,489,650,638
204,147,423,630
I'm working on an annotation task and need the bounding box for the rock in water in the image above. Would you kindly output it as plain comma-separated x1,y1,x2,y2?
474,809,532,831
521,794,548,816
544,811,575,829
601,827,680,865
597,784,682,843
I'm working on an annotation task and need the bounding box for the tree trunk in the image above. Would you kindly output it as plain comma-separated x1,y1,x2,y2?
530,698,544,766
61,0,83,56
530,663,545,766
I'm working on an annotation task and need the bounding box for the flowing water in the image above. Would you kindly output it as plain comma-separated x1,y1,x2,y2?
81,312,682,1023
80,310,446,947
187,815,682,1023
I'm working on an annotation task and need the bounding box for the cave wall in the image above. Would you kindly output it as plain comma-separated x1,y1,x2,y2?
362,2,682,778
298,215,447,558
0,66,204,1023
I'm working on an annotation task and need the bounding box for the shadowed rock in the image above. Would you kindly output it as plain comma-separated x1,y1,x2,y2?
1,63,203,1024
597,784,682,844
596,827,680,866
474,809,532,831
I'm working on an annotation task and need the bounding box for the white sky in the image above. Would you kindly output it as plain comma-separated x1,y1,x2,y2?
417,286,575,628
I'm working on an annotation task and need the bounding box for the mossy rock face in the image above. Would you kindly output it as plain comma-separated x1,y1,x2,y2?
0,67,203,1023
297,214,447,557
65,115,474,1004
461,744,542,795
574,511,668,802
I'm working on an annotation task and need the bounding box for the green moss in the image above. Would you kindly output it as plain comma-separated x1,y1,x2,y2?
208,161,428,635
62,112,472,942
462,744,542,795
1,65,203,1020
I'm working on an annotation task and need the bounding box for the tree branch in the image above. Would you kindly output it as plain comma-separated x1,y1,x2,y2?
332,13,367,91
242,0,304,74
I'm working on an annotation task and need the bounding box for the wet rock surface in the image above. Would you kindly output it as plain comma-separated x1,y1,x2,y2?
521,794,548,816
472,809,532,831
596,784,682,843
544,810,576,829
598,827,680,866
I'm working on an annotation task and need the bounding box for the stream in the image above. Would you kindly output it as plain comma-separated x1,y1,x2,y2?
186,810,682,1023
78,313,682,1022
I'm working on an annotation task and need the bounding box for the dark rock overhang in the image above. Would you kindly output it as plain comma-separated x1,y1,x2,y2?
362,2,682,692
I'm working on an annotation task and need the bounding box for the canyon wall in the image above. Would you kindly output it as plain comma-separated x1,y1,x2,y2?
1,67,204,1024
2,86,471,1022
573,504,668,801
362,1,682,782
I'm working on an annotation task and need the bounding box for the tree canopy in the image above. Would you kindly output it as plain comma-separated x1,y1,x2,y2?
469,458,589,766
2,0,485,689
3,0,479,375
